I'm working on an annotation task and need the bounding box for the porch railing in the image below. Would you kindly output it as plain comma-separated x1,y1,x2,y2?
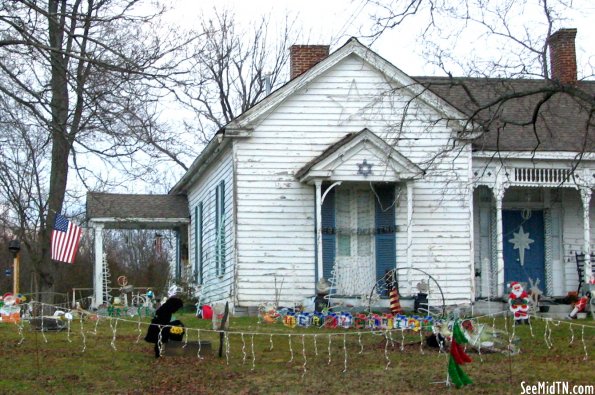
513,167,571,185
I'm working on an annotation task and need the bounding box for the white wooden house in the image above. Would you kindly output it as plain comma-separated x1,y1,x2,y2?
87,29,594,311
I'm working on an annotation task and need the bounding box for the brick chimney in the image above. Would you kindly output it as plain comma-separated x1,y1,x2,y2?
290,45,330,79
548,28,577,84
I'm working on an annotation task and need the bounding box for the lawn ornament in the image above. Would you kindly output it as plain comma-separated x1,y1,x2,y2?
568,292,590,319
508,282,530,324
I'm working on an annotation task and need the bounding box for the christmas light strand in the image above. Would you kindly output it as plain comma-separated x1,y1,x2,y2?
358,333,363,354
288,333,294,363
543,319,552,349
110,318,118,351
313,334,318,356
580,325,588,361
569,323,575,344
327,334,332,365
197,329,203,359
301,334,308,378
241,333,247,365
250,334,256,371
66,319,72,343
135,317,142,344
225,332,230,365
79,315,86,352
14,319,24,346
384,331,391,370
342,333,348,373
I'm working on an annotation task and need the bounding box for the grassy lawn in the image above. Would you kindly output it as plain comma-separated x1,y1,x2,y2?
0,312,593,394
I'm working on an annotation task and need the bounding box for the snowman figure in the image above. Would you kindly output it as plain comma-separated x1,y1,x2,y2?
508,282,530,325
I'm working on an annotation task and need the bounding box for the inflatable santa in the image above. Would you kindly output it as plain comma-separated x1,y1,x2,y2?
508,282,530,324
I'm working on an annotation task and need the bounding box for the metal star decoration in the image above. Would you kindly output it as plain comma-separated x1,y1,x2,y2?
508,225,534,266
357,159,373,177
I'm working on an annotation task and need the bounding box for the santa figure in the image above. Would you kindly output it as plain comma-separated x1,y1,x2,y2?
508,282,530,325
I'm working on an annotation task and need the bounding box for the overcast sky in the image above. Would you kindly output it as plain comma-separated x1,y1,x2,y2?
169,0,595,78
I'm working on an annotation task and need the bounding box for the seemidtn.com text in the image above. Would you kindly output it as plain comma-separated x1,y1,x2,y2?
520,381,594,395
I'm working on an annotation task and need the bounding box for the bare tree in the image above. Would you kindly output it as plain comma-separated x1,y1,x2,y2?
181,9,295,142
0,0,199,300
363,0,594,165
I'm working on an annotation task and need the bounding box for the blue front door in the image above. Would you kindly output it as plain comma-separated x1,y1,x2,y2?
503,210,545,292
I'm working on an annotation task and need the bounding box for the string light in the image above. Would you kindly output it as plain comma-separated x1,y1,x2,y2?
225,332,230,365
135,317,142,344
527,318,535,337
384,331,391,370
400,327,405,351
250,334,256,371
358,332,363,354
580,325,588,361
182,327,189,348
41,315,47,343
14,319,24,346
79,315,86,352
342,333,348,373
6,301,594,387
288,334,294,363
301,334,307,377
327,334,332,365
66,318,72,343
157,326,163,357
197,329,203,359
543,319,552,349
241,333,247,365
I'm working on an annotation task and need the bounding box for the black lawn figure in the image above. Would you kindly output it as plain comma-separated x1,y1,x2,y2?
144,297,184,358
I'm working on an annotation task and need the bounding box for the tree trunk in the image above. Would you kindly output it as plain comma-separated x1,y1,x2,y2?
37,0,72,304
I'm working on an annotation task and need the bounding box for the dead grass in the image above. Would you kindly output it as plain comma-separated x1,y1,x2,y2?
0,314,593,394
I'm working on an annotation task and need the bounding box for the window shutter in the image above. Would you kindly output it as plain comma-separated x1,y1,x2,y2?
374,184,396,287
195,202,203,284
321,187,336,281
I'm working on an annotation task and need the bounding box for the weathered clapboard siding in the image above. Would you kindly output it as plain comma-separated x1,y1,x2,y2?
233,54,474,306
186,147,235,305
560,188,595,292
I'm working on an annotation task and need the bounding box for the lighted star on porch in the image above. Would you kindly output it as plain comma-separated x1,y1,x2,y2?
508,226,534,266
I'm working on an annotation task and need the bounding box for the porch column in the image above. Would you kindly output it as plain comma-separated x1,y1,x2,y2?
406,181,414,295
494,184,506,297
315,180,323,281
579,187,592,285
93,223,104,308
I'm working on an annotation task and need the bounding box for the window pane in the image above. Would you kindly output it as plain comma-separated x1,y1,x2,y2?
357,190,372,256
336,189,351,256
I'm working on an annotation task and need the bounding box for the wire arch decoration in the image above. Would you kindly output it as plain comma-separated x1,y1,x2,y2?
367,267,446,318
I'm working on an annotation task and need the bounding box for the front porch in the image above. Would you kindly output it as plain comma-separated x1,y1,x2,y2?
473,158,594,299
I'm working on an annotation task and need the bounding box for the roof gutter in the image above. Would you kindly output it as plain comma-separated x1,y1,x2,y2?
169,130,231,195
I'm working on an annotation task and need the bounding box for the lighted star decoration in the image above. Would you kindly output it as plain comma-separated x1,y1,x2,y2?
327,79,380,125
508,225,534,266
357,159,373,177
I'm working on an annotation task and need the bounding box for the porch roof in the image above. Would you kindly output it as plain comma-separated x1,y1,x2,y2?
416,77,595,152
86,192,189,229
296,128,423,183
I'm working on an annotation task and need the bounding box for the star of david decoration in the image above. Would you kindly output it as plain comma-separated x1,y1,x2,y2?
357,159,373,177
508,225,534,266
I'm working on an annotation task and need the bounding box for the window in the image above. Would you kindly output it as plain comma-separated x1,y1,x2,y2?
215,180,226,275
194,202,203,284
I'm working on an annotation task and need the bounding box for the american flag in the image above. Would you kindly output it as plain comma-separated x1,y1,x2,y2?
51,213,83,264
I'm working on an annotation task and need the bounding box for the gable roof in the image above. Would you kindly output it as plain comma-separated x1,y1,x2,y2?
416,77,595,152
296,128,422,183
225,37,470,133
